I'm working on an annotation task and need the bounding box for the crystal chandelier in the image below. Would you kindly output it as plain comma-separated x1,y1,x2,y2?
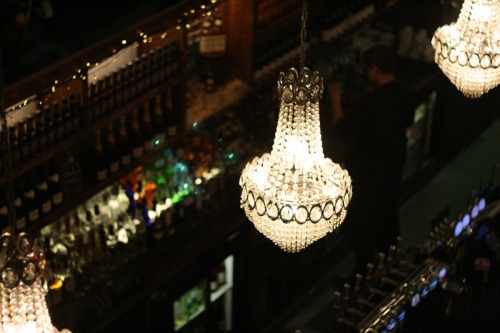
432,0,500,98
239,1,352,253
0,233,71,333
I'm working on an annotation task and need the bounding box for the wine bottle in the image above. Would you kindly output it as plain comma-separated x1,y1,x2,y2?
93,130,108,182
104,124,120,174
113,70,122,108
53,100,64,142
129,109,144,160
116,118,132,167
69,93,81,132
44,104,55,147
61,96,72,137
26,114,38,157
141,101,155,152
120,65,130,103
105,74,114,113
162,91,178,138
8,124,20,168
89,82,99,122
17,120,30,162
148,49,159,87
35,109,47,152
152,95,167,144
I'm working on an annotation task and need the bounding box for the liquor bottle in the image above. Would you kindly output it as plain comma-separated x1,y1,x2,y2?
23,174,40,225
26,114,38,157
129,109,144,160
17,120,30,162
35,109,47,152
104,124,120,174
36,166,52,217
140,102,155,152
53,100,64,142
69,93,81,132
115,118,132,168
93,130,108,182
48,161,64,207
44,104,55,147
8,124,20,168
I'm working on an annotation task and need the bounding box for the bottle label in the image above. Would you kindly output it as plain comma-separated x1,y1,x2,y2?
64,121,72,136
110,161,120,173
16,217,26,229
97,169,107,181
200,35,226,55
52,192,63,205
121,154,131,166
29,208,39,222
132,146,144,159
42,200,52,214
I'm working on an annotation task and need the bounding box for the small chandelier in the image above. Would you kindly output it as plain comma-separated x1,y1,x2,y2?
239,1,352,253
0,233,71,333
432,0,500,98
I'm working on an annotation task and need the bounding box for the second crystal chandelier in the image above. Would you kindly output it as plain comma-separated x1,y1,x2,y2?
432,0,500,98
239,1,352,253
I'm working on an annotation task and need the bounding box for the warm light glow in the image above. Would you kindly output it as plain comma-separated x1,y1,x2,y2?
240,68,352,253
432,0,500,98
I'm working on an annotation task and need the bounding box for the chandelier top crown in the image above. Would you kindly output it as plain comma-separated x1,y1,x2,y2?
277,67,324,105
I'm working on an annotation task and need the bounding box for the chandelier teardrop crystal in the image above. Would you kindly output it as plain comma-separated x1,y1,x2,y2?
432,0,500,98
239,68,352,253
0,233,71,333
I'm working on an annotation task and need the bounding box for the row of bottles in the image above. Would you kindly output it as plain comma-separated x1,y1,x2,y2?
256,0,302,29
39,183,146,309
88,40,180,122
0,160,63,232
1,93,81,170
91,91,178,182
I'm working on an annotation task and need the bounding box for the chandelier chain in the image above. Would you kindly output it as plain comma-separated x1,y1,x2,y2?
300,0,308,72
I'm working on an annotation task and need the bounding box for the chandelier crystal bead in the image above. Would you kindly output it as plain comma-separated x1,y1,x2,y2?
432,0,500,98
239,68,352,253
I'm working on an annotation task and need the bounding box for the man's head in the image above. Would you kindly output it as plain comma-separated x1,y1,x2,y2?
362,44,396,86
